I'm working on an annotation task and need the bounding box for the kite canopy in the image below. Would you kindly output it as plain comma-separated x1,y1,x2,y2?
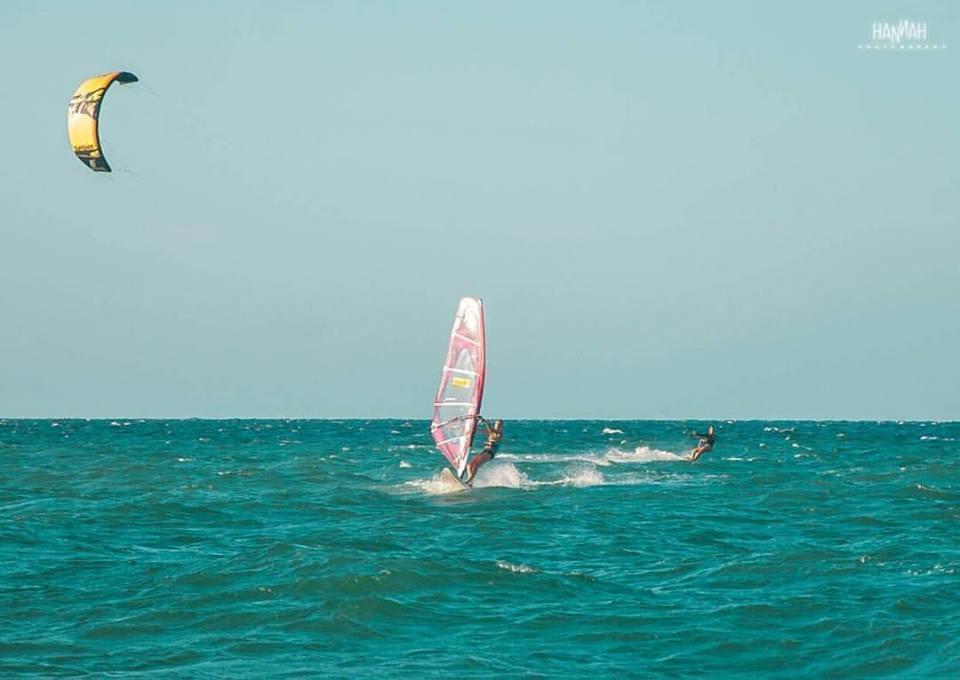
67,71,138,172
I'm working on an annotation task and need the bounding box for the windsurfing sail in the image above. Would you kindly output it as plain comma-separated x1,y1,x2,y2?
431,297,486,478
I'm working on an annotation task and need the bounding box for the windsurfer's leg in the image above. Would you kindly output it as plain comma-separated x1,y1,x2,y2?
465,451,492,484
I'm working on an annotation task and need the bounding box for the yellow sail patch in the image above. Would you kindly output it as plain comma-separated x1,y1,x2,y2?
67,71,138,172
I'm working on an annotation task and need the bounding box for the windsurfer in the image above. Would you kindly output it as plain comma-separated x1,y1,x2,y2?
688,425,716,461
464,419,503,485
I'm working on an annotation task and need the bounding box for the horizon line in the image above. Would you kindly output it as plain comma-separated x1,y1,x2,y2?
1,416,956,424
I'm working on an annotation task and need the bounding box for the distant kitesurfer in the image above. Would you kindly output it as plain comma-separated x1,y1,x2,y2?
464,419,503,485
688,425,716,461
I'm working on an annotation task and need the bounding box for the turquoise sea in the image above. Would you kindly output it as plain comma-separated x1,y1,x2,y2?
1,419,958,677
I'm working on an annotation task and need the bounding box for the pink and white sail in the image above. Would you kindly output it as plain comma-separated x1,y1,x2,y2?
431,297,486,478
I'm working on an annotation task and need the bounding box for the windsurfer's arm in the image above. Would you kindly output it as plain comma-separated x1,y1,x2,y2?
479,417,503,440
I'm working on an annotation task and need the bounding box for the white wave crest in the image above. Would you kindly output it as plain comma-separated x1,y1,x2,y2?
497,560,537,574
602,427,624,435
497,452,613,466
473,463,530,489
606,446,688,463
406,473,466,495
561,467,604,487
403,463,530,495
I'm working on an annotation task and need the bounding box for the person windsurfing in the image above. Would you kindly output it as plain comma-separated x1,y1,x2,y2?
464,418,503,485
688,425,716,461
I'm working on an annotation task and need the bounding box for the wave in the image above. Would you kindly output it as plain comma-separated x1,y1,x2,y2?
501,446,687,466
564,467,605,487
403,456,696,496
497,560,537,574
498,452,613,466
472,463,530,489
388,444,432,452
404,475,462,495
605,446,688,463
403,464,531,495
404,463,577,495
520,466,607,488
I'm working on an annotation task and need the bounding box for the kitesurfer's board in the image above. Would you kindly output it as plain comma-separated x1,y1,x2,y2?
431,297,486,479
439,467,470,492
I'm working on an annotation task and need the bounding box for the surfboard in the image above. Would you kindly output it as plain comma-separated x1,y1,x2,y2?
431,297,486,479
439,467,470,492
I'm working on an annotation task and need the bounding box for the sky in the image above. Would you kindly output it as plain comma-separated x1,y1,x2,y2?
0,1,957,420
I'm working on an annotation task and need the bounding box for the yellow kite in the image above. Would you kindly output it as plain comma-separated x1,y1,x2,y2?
67,71,138,172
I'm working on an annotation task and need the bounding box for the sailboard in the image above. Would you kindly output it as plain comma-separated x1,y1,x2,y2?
439,467,470,492
431,296,486,479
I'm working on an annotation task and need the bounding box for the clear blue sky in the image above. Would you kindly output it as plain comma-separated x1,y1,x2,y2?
1,1,957,419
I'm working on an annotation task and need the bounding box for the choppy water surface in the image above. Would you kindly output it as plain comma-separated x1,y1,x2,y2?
1,419,958,677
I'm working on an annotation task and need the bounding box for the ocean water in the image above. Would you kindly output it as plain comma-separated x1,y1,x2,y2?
1,419,958,678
